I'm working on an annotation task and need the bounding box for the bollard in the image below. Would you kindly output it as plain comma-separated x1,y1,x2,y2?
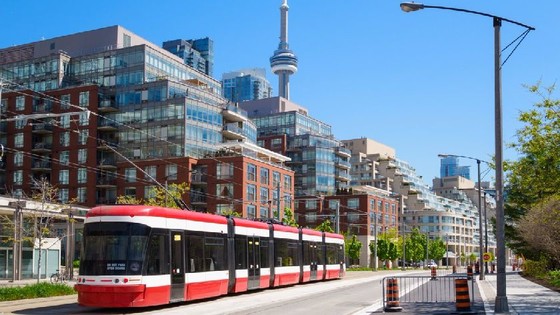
455,278,471,312
384,278,403,312
430,266,438,280
452,264,457,273
467,265,473,280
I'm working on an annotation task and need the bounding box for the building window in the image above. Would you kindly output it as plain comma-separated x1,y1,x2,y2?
306,200,317,210
13,170,23,185
144,186,156,199
16,96,25,111
125,168,136,182
283,174,291,191
272,171,280,187
79,130,88,145
166,164,177,180
78,149,87,163
59,189,69,203
14,133,24,148
60,132,70,146
329,199,339,210
59,151,69,165
77,187,87,203
15,118,25,129
247,184,256,202
392,204,396,214
145,165,157,180
217,163,234,179
260,207,269,218
13,151,23,167
60,94,70,110
247,163,256,181
348,198,359,209
306,212,317,223
260,168,269,185
378,200,383,211
60,115,70,128
260,187,269,204
79,91,89,107
59,170,69,185
247,205,256,219
77,168,87,184
348,212,360,223
217,183,233,199
216,204,230,215
79,112,89,126
124,187,136,197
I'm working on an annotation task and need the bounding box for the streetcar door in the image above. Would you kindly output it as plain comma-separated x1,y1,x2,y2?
309,242,318,281
247,236,261,290
170,231,185,302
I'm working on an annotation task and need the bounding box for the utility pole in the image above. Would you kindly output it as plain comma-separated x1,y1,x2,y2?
373,212,378,271
335,200,340,234
276,182,281,220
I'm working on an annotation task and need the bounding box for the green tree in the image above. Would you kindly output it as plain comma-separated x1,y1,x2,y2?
315,219,334,233
345,234,362,266
116,182,189,209
282,207,298,227
505,82,560,263
428,237,447,263
404,228,425,265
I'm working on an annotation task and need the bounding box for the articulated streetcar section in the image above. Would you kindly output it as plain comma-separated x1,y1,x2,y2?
74,205,345,308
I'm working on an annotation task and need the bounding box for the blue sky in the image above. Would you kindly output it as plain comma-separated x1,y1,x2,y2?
1,1,556,183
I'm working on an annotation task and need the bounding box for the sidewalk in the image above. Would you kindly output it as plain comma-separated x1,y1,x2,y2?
478,271,560,314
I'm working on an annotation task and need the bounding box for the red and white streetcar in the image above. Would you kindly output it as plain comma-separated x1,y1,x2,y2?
75,205,345,307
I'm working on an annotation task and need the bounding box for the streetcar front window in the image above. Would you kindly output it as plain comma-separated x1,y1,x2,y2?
80,222,150,275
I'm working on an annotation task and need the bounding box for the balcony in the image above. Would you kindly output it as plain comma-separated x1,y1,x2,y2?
32,142,52,153
190,192,207,204
335,158,351,170
97,157,117,170
191,174,208,185
335,170,352,181
334,147,352,158
98,119,118,131
96,177,117,187
31,123,53,134
222,124,246,140
98,100,119,113
97,140,118,151
222,104,248,122
31,160,52,171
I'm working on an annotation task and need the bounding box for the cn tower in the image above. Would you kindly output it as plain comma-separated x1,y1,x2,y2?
270,0,298,100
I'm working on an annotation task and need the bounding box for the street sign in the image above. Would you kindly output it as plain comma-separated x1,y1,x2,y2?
483,252,492,262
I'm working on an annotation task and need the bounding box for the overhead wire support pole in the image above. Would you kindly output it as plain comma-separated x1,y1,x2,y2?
402,3,534,313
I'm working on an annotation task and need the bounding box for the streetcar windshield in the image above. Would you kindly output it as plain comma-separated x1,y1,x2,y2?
80,222,150,275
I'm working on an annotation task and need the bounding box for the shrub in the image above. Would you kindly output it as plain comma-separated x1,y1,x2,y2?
523,258,549,279
0,283,75,302
548,270,560,287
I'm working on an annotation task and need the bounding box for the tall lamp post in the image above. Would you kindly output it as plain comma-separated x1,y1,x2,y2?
402,3,534,312
439,153,490,281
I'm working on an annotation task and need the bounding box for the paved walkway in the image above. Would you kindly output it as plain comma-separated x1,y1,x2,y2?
479,271,560,314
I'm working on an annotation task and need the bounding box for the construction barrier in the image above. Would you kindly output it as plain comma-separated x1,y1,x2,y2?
467,265,473,280
455,278,471,312
384,277,403,312
430,266,437,280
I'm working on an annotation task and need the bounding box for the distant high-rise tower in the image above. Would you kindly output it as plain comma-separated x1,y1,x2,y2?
270,0,298,100
440,156,471,180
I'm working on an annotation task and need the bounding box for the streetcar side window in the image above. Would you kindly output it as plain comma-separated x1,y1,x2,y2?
235,236,248,269
275,239,300,266
187,233,204,272
260,237,270,269
205,235,226,271
302,241,310,265
326,244,342,264
146,232,170,275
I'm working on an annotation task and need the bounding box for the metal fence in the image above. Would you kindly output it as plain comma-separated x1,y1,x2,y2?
382,274,475,310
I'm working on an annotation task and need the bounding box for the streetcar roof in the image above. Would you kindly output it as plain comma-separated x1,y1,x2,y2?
86,205,228,225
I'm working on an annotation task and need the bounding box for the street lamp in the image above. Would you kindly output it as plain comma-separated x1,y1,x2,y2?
403,3,534,312
439,153,489,281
